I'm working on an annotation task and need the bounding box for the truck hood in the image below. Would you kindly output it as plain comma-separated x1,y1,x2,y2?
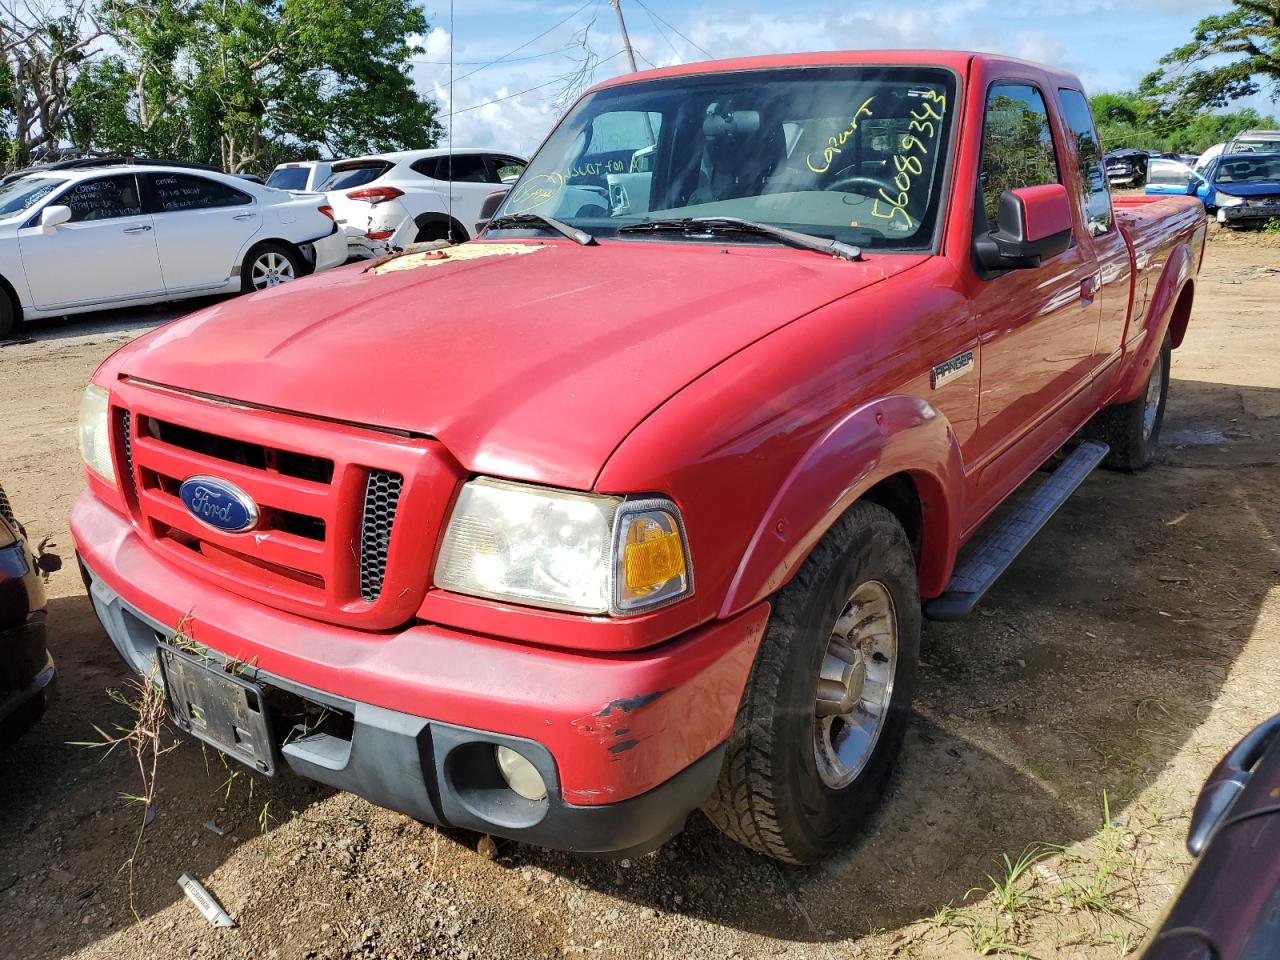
1214,181,1280,198
109,240,922,489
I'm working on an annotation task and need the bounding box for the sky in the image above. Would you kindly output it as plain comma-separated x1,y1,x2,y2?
411,0,1251,156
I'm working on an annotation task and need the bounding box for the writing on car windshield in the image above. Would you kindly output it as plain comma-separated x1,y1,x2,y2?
494,66,956,250
0,177,65,217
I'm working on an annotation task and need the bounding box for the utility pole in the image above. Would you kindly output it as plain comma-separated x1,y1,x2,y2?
611,0,639,73
610,0,654,144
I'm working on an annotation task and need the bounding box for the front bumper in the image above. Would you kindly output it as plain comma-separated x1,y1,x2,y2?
72,492,767,854
1218,202,1280,223
0,536,55,743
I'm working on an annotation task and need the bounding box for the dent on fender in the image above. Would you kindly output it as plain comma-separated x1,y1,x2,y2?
720,395,963,617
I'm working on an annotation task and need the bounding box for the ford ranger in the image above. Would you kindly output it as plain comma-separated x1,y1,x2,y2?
71,52,1205,863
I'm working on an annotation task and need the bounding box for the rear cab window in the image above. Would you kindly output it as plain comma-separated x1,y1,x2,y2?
321,162,393,191
1058,89,1113,236
977,83,1061,229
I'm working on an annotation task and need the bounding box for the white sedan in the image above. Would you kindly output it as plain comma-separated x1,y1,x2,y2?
0,163,347,337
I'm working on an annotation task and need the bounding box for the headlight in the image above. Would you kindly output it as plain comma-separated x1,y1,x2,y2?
78,383,114,484
434,477,693,616
1215,192,1244,207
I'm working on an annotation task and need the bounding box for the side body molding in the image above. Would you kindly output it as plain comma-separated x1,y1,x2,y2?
720,394,965,617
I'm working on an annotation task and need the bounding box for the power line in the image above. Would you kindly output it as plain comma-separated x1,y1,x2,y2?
410,48,573,67
451,0,597,86
633,0,712,60
640,2,680,60
451,50,626,115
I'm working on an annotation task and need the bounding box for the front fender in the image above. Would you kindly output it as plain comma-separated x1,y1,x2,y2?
721,394,965,617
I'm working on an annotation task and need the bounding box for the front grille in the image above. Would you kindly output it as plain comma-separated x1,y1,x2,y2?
0,483,14,527
119,409,137,497
359,470,403,602
110,379,448,629
145,417,335,484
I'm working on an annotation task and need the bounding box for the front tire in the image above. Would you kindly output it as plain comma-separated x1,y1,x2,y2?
0,288,16,339
1089,332,1171,472
703,501,921,864
241,243,303,293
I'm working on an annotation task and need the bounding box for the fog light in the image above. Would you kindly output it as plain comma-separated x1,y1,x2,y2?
495,745,547,802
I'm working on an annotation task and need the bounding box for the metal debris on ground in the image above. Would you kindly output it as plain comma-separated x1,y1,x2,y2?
178,873,235,928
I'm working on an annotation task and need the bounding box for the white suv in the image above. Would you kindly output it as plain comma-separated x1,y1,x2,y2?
323,148,527,258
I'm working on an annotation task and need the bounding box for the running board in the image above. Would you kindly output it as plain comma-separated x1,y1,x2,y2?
923,440,1110,621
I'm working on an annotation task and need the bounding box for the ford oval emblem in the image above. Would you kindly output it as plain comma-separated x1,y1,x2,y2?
178,476,259,534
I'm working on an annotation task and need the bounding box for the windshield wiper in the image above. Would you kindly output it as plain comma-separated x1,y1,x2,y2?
486,212,596,246
618,216,863,261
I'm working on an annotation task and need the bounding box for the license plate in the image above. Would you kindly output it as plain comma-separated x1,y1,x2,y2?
159,645,276,775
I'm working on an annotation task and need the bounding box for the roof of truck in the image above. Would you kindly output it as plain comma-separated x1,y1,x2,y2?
588,50,1077,93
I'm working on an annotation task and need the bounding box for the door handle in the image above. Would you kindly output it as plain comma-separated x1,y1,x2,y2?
123,225,152,234
1080,274,1098,305
233,213,257,221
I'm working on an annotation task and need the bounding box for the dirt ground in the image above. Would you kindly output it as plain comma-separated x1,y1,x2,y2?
1,232,1277,960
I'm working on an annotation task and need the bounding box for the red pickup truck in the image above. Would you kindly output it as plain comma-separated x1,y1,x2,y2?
71,51,1205,863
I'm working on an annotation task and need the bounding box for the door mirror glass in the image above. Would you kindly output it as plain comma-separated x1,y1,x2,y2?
974,183,1073,270
39,204,71,233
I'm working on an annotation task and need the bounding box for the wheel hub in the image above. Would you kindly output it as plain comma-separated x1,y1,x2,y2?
813,580,898,789
1142,351,1163,441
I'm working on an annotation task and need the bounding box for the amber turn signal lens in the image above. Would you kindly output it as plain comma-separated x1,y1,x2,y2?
613,506,692,613
624,524,687,592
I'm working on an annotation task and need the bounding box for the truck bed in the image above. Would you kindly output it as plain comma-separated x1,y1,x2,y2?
1114,194,1207,334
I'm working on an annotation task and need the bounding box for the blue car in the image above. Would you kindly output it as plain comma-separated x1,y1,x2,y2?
1146,153,1280,227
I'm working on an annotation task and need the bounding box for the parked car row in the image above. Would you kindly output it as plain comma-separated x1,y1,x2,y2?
0,145,527,337
1146,151,1280,227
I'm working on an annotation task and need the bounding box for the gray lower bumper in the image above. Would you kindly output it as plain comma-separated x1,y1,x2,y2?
80,556,723,856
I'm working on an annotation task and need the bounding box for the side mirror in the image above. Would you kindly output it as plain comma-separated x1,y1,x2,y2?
974,184,1073,271
39,204,71,234
1186,177,1202,196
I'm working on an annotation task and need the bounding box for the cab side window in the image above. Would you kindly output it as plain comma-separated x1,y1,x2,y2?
979,84,1061,225
1058,89,1113,236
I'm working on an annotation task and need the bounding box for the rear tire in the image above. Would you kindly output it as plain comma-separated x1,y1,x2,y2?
241,243,303,293
702,501,921,864
414,219,467,244
1088,332,1171,472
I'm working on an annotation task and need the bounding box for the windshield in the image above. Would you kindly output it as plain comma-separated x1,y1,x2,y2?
490,66,957,251
0,176,66,218
267,167,310,190
1216,155,1280,184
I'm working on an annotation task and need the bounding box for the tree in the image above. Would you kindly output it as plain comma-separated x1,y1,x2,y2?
90,0,441,173
1144,1,1280,117
0,1,105,169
